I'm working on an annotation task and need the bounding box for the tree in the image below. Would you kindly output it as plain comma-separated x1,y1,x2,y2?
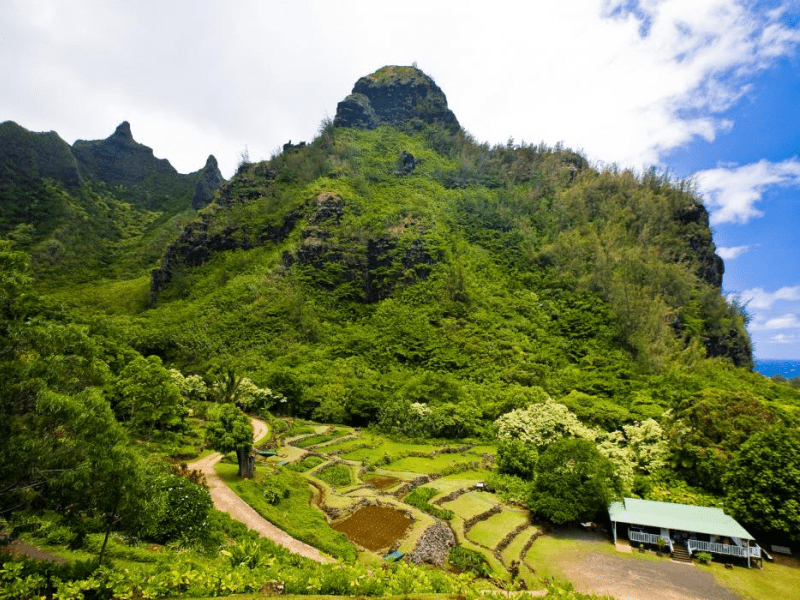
496,438,538,479
113,355,187,436
494,398,595,451
724,426,800,541
665,389,782,492
528,438,622,524
206,404,255,478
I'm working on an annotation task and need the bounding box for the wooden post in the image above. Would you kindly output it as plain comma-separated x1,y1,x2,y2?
613,521,617,544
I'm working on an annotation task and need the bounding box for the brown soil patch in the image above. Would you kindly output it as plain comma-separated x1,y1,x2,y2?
363,475,401,490
1,540,67,563
332,505,413,551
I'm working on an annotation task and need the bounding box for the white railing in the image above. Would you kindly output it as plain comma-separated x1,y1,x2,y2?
628,530,672,552
687,539,761,558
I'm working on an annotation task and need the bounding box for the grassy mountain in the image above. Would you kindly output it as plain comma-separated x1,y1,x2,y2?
0,120,224,281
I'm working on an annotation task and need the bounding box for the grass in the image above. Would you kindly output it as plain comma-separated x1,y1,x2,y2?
699,559,800,600
500,526,541,566
467,510,529,549
286,455,326,472
342,438,440,463
314,463,353,487
441,492,499,520
382,453,479,474
215,460,357,561
293,428,351,448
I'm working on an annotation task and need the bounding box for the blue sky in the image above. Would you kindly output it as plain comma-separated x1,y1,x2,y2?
1,0,799,359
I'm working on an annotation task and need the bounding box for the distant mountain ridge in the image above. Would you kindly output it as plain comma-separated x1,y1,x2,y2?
0,120,224,278
0,119,224,210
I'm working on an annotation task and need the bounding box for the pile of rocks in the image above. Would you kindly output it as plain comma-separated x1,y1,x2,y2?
406,521,455,566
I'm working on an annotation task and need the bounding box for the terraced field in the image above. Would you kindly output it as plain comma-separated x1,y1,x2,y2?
441,491,500,520
258,419,545,587
468,509,529,549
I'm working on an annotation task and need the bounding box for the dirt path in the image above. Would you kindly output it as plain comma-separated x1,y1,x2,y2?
189,417,334,564
563,552,740,600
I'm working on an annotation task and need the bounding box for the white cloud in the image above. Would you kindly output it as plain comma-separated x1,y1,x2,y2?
751,313,800,331
716,245,752,260
1,1,799,176
694,158,800,224
770,333,797,344
738,286,800,310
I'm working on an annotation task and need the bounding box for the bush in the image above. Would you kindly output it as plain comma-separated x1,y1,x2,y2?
404,487,454,520
696,551,712,564
448,545,492,577
315,464,352,487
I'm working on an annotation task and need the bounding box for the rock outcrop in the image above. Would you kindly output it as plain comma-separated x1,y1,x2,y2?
72,121,183,189
334,66,460,132
192,154,225,209
0,121,82,190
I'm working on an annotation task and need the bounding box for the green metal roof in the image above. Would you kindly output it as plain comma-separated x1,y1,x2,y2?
608,498,754,540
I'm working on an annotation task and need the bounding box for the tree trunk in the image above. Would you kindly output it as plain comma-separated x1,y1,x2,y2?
98,518,113,566
236,449,256,478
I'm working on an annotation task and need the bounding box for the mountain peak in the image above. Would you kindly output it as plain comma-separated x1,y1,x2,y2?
112,121,133,141
334,65,460,132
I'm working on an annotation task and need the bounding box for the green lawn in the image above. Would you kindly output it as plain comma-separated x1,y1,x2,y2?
467,509,529,549
500,525,541,566
382,453,478,474
699,559,800,600
441,491,499,520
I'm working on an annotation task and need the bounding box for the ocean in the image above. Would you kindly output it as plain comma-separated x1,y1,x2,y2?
754,359,800,379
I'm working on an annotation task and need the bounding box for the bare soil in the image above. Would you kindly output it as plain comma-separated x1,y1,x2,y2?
1,539,67,563
363,474,401,490
332,505,413,552
550,527,740,600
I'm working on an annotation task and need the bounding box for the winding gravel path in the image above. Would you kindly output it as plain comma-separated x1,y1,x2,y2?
189,417,334,564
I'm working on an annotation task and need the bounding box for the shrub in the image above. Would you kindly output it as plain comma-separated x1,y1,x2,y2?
315,464,352,487
448,545,492,578
404,487,454,520
696,551,712,564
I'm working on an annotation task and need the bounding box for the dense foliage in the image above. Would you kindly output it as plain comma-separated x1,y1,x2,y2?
2,87,800,597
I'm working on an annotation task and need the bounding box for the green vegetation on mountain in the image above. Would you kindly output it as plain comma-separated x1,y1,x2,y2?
1,66,799,599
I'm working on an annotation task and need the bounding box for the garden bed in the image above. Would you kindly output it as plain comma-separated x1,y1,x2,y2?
332,505,414,552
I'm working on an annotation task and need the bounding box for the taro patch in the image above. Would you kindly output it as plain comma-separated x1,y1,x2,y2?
332,505,413,551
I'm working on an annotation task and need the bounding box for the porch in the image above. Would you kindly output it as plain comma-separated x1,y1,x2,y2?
609,498,762,567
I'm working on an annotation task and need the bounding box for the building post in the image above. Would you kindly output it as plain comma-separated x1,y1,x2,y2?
613,521,617,544
747,539,750,568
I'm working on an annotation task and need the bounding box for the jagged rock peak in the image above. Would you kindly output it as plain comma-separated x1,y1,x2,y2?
192,154,225,210
111,121,133,140
334,65,460,132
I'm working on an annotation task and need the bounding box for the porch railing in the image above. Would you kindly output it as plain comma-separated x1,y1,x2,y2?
628,529,672,552
687,539,761,558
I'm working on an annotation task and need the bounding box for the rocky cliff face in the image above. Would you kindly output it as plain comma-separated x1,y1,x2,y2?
192,155,226,209
0,121,83,190
72,121,185,188
334,66,460,131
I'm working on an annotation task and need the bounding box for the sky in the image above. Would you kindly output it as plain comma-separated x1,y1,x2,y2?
1,0,799,359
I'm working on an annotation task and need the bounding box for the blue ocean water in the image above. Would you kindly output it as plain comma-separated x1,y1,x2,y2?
754,359,800,378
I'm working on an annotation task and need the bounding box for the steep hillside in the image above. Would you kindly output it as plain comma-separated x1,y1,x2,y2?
136,67,760,422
